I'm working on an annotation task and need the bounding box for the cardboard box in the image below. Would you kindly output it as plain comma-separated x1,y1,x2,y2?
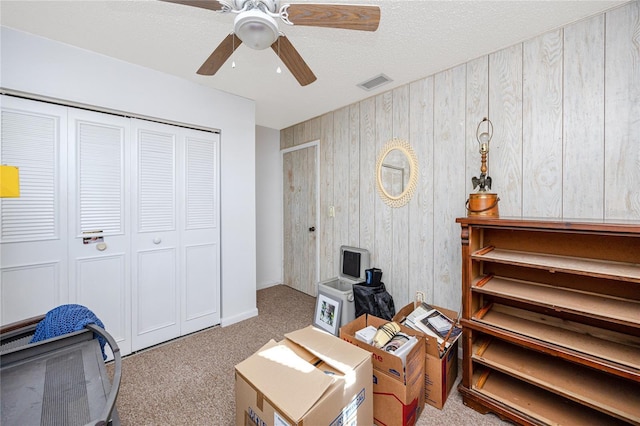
235,325,373,426
394,303,459,409
340,314,425,426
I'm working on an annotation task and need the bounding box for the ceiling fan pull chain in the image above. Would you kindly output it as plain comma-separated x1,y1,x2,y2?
276,36,282,74
231,33,236,69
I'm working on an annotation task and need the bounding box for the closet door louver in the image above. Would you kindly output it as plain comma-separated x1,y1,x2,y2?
1,110,58,242
138,130,175,232
185,136,216,229
77,121,125,236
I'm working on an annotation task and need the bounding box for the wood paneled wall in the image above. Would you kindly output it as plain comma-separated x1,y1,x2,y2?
280,2,640,312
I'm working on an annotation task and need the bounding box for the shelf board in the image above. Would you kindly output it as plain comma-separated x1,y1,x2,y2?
457,216,640,233
471,369,632,426
471,248,640,282
473,338,640,422
473,304,640,372
472,275,640,327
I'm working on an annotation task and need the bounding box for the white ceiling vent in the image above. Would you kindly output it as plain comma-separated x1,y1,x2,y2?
357,73,393,91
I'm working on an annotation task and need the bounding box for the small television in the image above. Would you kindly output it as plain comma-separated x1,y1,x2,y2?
339,246,370,283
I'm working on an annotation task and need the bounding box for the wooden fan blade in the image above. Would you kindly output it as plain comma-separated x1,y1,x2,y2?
197,33,242,76
159,0,223,12
285,4,380,31
271,36,317,86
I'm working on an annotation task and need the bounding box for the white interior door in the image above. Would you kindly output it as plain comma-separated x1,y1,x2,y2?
67,108,131,356
131,119,180,350
0,96,68,325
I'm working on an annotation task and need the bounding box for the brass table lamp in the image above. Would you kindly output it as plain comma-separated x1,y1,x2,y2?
467,118,499,217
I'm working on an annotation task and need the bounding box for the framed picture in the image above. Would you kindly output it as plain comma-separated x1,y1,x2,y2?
313,291,343,336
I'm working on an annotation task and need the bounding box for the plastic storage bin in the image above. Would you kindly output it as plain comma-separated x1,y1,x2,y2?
317,246,370,328
317,279,358,328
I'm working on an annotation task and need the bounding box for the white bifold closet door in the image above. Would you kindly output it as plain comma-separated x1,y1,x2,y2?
1,96,220,356
131,119,220,351
67,108,132,357
178,125,220,336
0,97,68,324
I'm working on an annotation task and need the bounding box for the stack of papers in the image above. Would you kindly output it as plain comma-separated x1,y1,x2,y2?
427,314,453,335
355,325,377,345
400,302,461,357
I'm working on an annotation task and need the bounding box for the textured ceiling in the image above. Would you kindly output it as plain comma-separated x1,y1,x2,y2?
0,0,627,129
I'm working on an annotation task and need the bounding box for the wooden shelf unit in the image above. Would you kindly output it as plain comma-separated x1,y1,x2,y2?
456,218,640,426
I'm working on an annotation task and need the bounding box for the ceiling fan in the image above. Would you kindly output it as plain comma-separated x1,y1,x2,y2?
161,0,381,86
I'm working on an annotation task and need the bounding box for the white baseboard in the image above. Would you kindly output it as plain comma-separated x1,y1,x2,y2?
257,280,281,290
220,308,259,327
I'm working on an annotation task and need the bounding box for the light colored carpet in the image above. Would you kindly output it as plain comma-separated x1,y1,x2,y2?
110,285,510,425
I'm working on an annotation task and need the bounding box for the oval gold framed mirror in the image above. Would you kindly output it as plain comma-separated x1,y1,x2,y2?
375,138,419,208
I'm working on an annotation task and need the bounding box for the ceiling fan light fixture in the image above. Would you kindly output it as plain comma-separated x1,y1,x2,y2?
234,9,279,50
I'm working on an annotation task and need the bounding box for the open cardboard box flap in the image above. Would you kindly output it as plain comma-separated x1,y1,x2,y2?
285,326,369,374
235,326,369,422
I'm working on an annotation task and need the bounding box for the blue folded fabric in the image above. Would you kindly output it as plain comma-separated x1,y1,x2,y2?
30,304,107,360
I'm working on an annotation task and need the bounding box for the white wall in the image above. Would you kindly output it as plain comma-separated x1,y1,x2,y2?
255,126,283,290
0,26,258,326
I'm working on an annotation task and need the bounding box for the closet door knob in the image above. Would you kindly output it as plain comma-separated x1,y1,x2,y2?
153,237,162,244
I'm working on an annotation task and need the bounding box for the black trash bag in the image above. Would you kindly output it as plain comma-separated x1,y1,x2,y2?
353,282,396,321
